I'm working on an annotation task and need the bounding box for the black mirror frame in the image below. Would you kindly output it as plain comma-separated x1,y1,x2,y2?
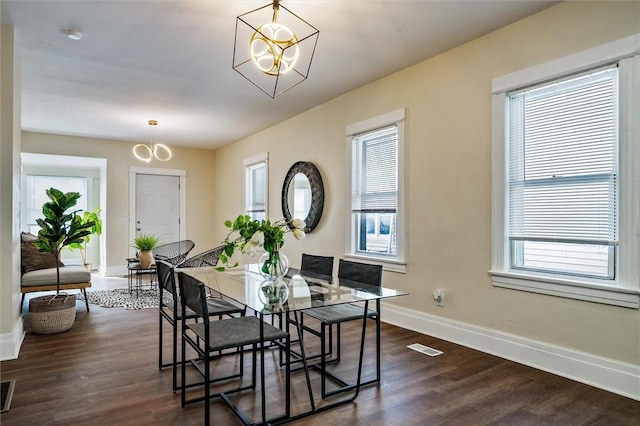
281,161,324,233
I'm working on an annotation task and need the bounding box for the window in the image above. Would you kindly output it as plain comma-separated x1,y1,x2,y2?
491,35,639,308
244,153,268,221
508,66,618,279
25,175,88,235
346,109,405,272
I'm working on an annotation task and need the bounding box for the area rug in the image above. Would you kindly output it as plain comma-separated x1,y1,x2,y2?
77,288,172,310
1,380,15,413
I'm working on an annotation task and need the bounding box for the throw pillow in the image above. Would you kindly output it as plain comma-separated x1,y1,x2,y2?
21,241,64,274
21,232,39,243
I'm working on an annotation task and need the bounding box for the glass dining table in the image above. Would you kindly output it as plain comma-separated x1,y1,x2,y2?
180,264,408,424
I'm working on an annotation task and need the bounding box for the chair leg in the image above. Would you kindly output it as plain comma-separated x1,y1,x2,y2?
375,302,381,382
82,288,90,312
20,294,25,312
158,311,163,370
336,322,342,362
204,340,210,426
181,328,187,407
172,319,178,392
320,322,327,398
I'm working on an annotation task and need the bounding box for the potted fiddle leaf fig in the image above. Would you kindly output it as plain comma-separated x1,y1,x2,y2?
31,188,94,334
68,208,102,271
132,234,160,268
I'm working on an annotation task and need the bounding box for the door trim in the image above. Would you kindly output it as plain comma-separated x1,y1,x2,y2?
129,167,186,257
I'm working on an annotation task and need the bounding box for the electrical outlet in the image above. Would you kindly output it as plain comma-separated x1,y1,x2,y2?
433,289,445,307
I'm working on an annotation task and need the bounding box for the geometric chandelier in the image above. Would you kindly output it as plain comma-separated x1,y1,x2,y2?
232,0,320,98
132,120,172,163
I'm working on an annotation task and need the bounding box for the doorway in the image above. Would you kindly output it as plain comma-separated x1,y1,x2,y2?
129,167,186,256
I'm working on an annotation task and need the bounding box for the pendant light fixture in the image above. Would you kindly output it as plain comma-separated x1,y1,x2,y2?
233,0,319,98
132,120,172,163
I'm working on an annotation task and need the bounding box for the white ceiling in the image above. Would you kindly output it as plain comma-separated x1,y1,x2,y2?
1,0,558,149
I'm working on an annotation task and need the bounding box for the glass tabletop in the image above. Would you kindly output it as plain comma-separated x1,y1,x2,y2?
178,264,407,314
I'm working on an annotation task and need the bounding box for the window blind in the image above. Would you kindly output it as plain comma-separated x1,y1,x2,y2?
351,125,398,213
245,162,265,217
507,66,618,246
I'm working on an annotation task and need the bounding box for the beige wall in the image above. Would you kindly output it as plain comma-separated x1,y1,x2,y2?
21,132,219,269
0,23,22,354
212,1,640,365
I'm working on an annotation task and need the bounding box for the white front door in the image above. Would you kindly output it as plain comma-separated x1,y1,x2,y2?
135,174,180,246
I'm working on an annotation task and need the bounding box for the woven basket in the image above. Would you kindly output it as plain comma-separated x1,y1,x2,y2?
29,294,76,334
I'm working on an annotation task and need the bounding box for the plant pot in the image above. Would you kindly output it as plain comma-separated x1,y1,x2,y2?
29,294,76,334
84,263,92,272
138,250,155,269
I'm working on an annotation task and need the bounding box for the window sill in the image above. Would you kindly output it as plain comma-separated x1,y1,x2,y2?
343,253,406,274
489,270,640,309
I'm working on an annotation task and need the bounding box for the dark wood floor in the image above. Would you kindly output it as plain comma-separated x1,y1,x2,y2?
2,302,639,425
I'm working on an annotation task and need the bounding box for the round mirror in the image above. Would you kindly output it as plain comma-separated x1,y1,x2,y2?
288,173,312,221
282,161,324,233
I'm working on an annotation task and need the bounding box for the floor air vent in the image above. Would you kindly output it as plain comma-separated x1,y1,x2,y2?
407,343,443,357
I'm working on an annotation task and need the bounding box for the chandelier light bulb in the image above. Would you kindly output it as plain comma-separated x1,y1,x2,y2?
251,22,299,75
250,2,299,76
132,119,172,162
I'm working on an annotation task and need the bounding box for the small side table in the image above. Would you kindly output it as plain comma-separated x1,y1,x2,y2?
127,258,157,296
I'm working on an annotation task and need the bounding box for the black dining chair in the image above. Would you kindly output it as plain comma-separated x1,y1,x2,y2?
301,259,383,398
157,260,244,392
178,272,290,426
300,253,334,278
284,254,335,365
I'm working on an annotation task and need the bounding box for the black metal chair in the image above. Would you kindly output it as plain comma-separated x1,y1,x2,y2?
284,254,335,367
157,260,244,392
301,259,383,398
178,272,290,426
153,239,195,266
300,253,334,277
178,245,224,268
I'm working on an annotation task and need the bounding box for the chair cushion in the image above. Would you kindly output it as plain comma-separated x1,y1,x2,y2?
164,296,242,319
188,316,287,351
21,265,90,287
206,297,244,316
303,303,376,325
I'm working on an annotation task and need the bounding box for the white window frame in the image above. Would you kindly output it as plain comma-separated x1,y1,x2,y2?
491,34,640,308
345,108,406,273
243,153,268,221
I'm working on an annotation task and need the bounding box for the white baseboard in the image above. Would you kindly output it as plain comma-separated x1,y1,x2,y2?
104,265,128,277
381,303,640,401
0,316,24,361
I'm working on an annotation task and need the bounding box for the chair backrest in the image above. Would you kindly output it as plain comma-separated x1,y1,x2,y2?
178,245,225,269
301,253,334,277
177,272,209,323
337,259,383,287
153,240,195,266
156,260,176,296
